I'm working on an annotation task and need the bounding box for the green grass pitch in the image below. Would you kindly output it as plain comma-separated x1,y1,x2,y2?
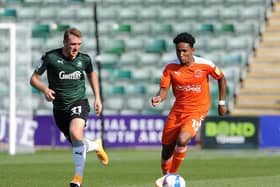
1,148,280,187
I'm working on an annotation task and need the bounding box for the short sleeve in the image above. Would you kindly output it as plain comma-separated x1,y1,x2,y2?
85,55,94,74
160,65,171,88
209,65,224,80
34,54,47,75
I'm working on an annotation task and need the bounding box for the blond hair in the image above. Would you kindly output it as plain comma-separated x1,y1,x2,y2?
63,28,82,42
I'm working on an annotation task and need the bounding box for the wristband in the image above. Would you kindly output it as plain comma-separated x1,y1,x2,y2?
218,100,225,105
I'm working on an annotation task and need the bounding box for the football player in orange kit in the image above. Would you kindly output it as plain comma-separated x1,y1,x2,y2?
152,32,227,187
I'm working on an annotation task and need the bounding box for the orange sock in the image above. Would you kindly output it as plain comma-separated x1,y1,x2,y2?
169,146,187,174
161,157,173,175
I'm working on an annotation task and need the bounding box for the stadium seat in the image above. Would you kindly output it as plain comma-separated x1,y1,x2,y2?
206,37,227,52
103,96,124,110
218,23,235,34
125,84,147,95
141,108,162,115
103,84,125,96
113,23,132,33
144,39,167,53
184,0,205,6
37,7,56,21
126,96,146,110
194,23,215,34
199,7,220,21
118,52,139,67
118,7,138,21
0,8,17,19
131,68,150,82
150,23,174,35
112,69,132,80
139,53,161,66
137,7,159,21
224,0,244,7
177,8,199,21
103,39,125,55
16,6,37,20
157,8,178,21
97,7,118,21
77,6,94,20
32,24,50,39
219,7,240,22
120,108,139,115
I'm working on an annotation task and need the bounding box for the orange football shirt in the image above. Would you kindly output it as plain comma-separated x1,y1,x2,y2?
160,56,224,114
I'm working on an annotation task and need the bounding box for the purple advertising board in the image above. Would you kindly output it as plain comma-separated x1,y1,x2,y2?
34,115,196,148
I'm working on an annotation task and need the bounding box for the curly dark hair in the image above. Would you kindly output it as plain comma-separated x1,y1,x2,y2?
173,32,195,48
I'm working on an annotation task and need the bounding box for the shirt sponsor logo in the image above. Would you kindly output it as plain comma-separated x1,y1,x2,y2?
176,85,201,93
194,69,202,78
174,71,181,76
59,71,82,80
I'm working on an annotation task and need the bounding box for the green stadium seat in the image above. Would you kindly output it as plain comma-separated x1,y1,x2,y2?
218,23,235,34
113,23,132,33
103,39,125,55
194,23,215,34
51,24,70,33
32,24,50,38
1,8,17,17
99,54,119,69
113,69,132,80
151,23,174,35
144,39,167,53
103,84,125,95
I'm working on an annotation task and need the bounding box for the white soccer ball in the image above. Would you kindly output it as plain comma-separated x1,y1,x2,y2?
162,174,186,187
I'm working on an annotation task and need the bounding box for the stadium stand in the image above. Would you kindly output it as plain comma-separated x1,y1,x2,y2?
232,0,280,115
0,0,275,115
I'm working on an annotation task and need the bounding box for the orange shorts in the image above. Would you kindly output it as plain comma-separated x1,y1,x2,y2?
161,111,206,145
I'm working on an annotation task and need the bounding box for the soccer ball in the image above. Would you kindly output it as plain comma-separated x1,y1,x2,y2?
162,174,186,187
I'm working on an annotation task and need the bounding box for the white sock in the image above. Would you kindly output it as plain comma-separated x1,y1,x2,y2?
83,138,99,152
72,140,86,177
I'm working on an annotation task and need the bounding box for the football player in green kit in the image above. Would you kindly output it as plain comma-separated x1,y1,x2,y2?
30,28,109,187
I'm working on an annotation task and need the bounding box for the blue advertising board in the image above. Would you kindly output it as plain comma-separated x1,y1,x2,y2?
259,115,280,148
